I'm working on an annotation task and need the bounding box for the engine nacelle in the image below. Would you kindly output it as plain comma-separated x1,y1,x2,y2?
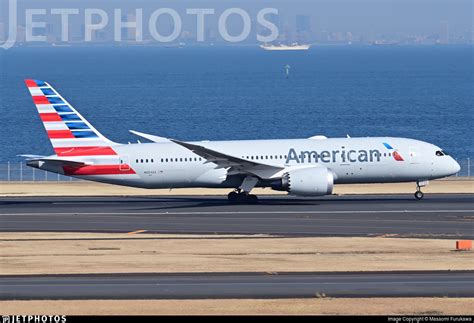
277,167,334,196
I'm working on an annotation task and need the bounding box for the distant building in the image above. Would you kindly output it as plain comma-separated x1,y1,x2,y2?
296,14,311,43
296,15,310,33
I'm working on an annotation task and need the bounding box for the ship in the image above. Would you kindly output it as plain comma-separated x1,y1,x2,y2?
260,43,311,51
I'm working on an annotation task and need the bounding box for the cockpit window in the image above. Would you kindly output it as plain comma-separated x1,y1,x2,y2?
435,150,449,156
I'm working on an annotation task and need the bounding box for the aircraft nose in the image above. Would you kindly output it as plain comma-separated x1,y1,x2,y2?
452,159,461,174
445,157,461,176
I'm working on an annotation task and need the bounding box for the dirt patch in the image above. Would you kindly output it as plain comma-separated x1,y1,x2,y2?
0,232,472,275
1,298,473,315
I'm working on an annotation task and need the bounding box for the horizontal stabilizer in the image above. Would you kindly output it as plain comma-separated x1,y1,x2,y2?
26,158,88,168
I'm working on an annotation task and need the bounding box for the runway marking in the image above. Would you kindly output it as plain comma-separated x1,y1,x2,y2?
1,210,474,216
127,230,147,235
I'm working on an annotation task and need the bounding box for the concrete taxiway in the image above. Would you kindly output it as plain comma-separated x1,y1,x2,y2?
0,194,473,238
1,271,473,300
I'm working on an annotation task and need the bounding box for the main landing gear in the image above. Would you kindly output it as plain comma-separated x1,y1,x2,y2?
227,189,259,204
414,180,428,200
228,176,259,204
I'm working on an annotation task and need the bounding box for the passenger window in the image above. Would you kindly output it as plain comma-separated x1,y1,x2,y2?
140,159,143,163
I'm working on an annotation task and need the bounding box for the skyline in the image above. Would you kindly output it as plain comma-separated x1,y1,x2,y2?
0,0,472,47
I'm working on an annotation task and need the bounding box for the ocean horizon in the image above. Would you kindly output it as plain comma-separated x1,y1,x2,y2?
0,45,472,163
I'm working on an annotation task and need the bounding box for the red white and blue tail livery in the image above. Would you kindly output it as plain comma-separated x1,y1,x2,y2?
25,79,136,178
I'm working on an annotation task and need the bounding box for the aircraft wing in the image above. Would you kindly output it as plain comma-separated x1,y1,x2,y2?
130,130,286,178
169,138,285,179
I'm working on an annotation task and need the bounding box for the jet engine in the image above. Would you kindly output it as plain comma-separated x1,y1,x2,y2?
272,167,334,196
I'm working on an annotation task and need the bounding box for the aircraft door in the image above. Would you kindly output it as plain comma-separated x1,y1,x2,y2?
119,155,131,171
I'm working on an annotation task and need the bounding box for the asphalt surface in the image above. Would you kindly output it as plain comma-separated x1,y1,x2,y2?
0,194,473,238
1,271,473,300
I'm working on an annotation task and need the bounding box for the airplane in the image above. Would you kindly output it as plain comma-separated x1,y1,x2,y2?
22,79,460,202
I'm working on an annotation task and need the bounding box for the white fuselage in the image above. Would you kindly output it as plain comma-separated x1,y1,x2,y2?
73,137,460,189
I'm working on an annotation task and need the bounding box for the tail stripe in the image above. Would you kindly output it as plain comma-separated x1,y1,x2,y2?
33,96,50,104
47,130,75,139
39,113,62,122
37,105,56,113
63,164,136,176
54,146,117,156
44,122,69,131
59,114,81,121
72,130,98,138
41,88,56,96
28,87,44,96
53,105,73,113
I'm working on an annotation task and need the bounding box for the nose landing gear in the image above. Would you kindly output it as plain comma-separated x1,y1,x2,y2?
414,180,428,200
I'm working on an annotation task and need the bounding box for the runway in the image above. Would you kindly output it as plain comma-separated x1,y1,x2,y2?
1,194,473,238
1,271,473,300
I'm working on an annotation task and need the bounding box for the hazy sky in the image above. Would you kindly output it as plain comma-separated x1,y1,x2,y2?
1,0,472,36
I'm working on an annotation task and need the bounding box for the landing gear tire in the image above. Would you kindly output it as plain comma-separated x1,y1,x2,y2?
247,194,258,203
228,191,239,202
227,191,259,204
414,191,424,200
